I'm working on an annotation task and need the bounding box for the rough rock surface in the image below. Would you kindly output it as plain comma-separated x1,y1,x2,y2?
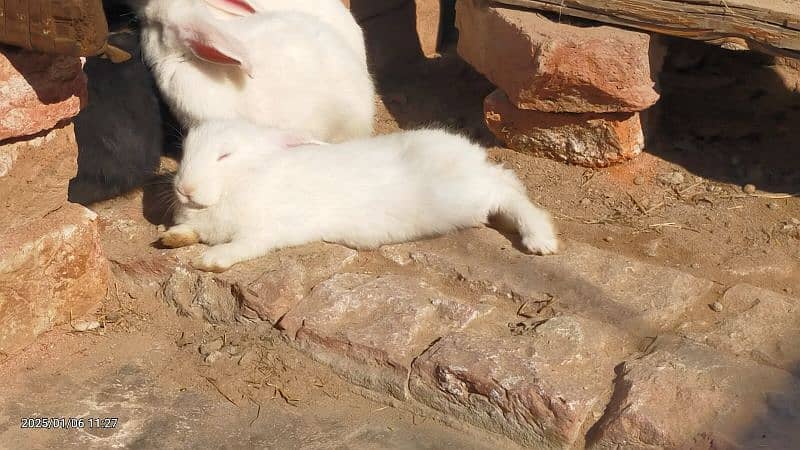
0,126,109,354
0,204,109,354
456,0,660,113
410,317,635,448
590,339,800,449
382,228,714,334
485,89,645,167
279,273,490,400
685,284,800,374
0,49,87,142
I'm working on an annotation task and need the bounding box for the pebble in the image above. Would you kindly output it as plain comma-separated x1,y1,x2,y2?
71,320,101,332
604,236,614,242
157,224,166,232
633,176,646,185
204,351,223,364
743,184,757,194
660,171,685,185
791,218,800,225
690,263,701,269
710,302,724,312
767,202,779,210
199,338,225,356
580,198,592,207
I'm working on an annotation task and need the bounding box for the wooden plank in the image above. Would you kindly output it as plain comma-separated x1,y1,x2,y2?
491,0,800,57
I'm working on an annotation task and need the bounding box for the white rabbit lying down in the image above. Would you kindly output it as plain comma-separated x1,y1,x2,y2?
135,0,375,142
160,121,559,272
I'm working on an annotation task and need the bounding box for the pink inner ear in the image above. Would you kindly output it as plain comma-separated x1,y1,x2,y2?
188,40,242,67
284,138,328,148
206,0,257,15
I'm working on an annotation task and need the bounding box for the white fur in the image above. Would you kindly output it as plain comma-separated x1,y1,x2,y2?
203,0,367,65
136,0,375,142
165,121,559,272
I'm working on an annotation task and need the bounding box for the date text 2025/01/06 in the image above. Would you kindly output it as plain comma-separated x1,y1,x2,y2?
20,417,119,430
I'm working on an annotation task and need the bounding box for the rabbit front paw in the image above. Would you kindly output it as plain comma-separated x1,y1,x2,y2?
160,225,200,248
191,251,233,273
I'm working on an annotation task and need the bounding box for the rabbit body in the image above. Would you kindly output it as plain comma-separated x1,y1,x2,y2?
137,0,375,142
69,30,163,205
161,121,558,271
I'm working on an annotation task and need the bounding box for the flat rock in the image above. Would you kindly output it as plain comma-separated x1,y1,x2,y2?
279,273,490,400
456,0,660,113
684,284,800,374
155,244,358,325
590,339,800,449
485,89,645,167
0,203,109,354
382,228,714,334
410,316,635,448
0,49,86,142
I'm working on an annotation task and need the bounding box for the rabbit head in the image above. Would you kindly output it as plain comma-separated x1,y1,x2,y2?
175,121,311,208
138,0,255,76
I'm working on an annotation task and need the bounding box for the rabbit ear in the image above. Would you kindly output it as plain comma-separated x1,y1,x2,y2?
283,137,329,148
203,0,257,16
179,19,254,77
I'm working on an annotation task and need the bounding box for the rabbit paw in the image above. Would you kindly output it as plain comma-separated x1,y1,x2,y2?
191,245,243,273
160,226,200,248
523,232,559,256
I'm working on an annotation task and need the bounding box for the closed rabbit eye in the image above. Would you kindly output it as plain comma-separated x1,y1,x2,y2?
217,152,232,161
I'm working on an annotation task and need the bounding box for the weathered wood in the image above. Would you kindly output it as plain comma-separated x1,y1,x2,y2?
491,0,800,57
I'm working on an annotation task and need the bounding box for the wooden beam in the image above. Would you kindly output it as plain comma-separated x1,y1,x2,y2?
491,0,800,58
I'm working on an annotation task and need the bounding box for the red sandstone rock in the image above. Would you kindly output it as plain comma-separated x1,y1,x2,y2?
685,284,800,374
0,126,109,354
381,228,714,334
410,318,635,448
591,339,800,449
0,49,87,142
485,89,645,167
456,0,661,113
0,204,109,354
279,273,489,399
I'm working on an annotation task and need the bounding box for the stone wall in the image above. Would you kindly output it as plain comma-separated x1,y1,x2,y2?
0,49,109,355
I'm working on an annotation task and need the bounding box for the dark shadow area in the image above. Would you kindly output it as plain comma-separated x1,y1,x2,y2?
647,38,800,194
69,3,164,206
376,48,499,147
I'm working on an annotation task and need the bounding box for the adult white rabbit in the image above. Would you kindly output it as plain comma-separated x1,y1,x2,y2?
201,0,367,66
160,120,559,272
134,0,375,142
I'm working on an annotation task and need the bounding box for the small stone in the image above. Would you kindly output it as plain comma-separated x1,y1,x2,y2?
226,345,240,356
157,224,167,232
743,184,757,194
690,263,701,269
660,171,685,185
104,310,122,323
204,350,223,364
767,202,779,210
199,338,224,356
604,236,614,242
710,302,724,312
71,320,101,332
791,218,800,225
580,198,592,207
633,176,646,185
